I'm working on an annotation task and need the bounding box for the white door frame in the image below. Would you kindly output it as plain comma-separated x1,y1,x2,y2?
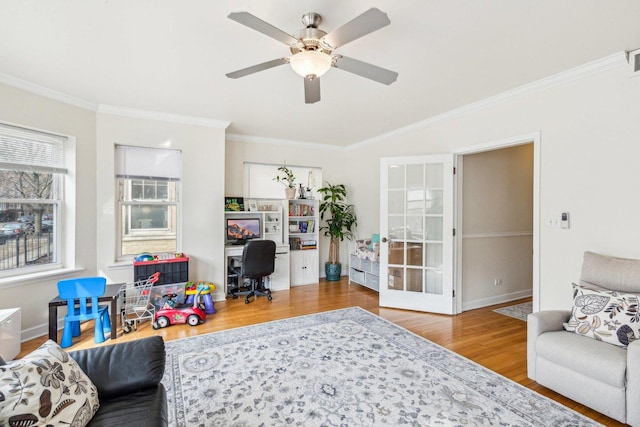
453,132,541,314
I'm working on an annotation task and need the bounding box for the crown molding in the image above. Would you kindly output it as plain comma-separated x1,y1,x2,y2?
351,51,628,149
0,72,98,111
97,105,230,129
1,51,628,148
226,133,343,151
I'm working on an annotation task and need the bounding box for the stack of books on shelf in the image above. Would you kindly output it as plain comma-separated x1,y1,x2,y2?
289,203,315,217
300,240,317,250
298,220,315,233
289,238,317,250
289,237,301,250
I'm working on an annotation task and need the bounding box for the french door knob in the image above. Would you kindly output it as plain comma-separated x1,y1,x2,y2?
381,237,388,243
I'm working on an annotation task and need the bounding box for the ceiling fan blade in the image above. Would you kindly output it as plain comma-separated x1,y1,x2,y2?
304,76,321,104
226,58,289,79
228,12,299,45
332,55,398,85
322,8,390,49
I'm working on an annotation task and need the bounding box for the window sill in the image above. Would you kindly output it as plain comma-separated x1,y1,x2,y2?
0,266,85,290
106,261,133,270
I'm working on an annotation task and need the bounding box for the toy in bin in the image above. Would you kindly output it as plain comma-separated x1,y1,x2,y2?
152,285,207,329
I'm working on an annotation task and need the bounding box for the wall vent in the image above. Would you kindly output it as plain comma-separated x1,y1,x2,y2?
629,49,640,77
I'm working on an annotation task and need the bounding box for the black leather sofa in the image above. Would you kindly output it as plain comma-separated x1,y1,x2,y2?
69,336,168,427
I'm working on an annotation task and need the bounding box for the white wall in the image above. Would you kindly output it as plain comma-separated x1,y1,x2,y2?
0,83,97,338
346,57,640,310
96,112,227,300
461,144,533,309
225,140,359,272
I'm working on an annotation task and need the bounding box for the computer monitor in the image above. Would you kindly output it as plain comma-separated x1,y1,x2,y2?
226,217,261,244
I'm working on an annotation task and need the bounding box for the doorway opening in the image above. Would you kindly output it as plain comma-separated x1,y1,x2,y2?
454,132,540,314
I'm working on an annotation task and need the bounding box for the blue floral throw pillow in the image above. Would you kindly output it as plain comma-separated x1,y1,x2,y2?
0,339,99,426
564,283,640,347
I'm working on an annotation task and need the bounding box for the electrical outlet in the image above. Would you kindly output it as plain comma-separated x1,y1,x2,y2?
494,278,502,286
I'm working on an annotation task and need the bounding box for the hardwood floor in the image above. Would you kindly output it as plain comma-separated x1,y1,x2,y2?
19,278,622,426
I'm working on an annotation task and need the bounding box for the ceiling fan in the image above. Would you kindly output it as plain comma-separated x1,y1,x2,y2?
225,8,399,104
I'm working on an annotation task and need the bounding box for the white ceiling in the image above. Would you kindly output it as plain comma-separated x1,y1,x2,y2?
1,1,640,147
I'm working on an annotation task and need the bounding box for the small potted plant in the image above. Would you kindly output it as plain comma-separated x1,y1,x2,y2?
274,164,296,199
318,182,357,281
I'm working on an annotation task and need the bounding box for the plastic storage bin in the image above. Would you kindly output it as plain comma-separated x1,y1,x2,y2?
134,256,189,285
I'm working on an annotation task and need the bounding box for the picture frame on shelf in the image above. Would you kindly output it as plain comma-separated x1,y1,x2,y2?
248,199,258,212
224,197,244,212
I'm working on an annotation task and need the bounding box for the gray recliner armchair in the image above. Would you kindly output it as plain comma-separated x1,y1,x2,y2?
528,251,640,425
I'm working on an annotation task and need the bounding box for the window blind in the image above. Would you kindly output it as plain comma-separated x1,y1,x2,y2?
115,145,182,181
0,123,67,174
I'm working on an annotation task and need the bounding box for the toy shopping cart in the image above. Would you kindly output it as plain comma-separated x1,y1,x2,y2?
119,272,160,333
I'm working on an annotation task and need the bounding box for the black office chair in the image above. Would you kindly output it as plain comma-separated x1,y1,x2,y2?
229,240,276,304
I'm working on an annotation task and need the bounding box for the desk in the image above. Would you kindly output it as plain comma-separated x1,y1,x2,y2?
225,243,290,294
48,283,121,343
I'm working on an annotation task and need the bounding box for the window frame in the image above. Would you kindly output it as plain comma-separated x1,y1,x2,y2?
114,145,182,261
0,123,67,279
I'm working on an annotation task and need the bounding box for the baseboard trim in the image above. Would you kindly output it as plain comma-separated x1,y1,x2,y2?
21,323,52,344
462,289,532,312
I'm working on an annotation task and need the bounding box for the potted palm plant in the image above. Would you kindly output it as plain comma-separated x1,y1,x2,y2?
318,182,357,281
274,164,296,199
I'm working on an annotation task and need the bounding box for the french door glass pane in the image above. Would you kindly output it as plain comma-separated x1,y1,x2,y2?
407,243,423,266
426,217,443,241
425,243,443,268
426,270,443,295
406,215,423,240
426,190,443,214
388,216,405,240
406,164,423,188
388,266,404,290
388,190,404,215
406,189,425,215
388,241,404,265
407,268,423,292
425,164,443,188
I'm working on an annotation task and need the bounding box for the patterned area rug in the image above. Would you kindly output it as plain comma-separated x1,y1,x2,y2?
493,301,533,321
162,307,599,426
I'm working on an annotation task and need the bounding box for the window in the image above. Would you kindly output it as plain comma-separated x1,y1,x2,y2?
0,123,66,276
115,145,181,259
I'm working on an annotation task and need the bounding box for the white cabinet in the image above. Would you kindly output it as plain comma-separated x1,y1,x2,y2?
290,250,319,286
268,245,291,291
0,308,21,361
285,199,319,286
349,254,380,292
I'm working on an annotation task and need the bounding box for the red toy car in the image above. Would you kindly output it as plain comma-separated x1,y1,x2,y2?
152,292,206,329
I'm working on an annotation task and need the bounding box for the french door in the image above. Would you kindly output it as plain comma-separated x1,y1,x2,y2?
379,155,455,314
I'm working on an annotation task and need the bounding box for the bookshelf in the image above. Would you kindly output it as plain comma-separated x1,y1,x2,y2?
285,199,319,286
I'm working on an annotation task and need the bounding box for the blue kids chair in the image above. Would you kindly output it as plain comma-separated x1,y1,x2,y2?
57,277,111,348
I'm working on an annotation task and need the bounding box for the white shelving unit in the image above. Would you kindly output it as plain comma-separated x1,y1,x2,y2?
224,200,289,295
225,199,283,244
349,254,380,291
285,199,319,286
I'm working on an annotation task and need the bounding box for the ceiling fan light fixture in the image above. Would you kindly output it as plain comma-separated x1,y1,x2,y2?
289,50,332,78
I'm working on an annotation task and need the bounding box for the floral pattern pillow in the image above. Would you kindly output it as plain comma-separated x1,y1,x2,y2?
564,283,640,347
0,339,99,427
